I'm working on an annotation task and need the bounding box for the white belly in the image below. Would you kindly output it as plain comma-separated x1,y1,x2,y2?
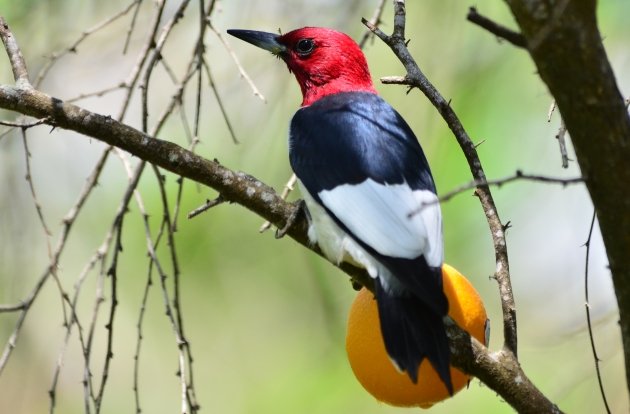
299,181,399,289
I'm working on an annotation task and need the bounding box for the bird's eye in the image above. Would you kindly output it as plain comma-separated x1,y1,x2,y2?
295,38,315,56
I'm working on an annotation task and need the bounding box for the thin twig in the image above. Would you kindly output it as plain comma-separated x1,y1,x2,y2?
193,0,207,142
21,128,74,335
259,174,297,232
547,100,557,121
21,131,53,242
123,0,144,54
583,211,612,414
0,151,112,379
555,120,570,168
188,195,225,218
92,158,146,414
140,0,193,132
65,83,128,103
203,60,239,144
208,20,266,102
150,163,196,414
466,7,527,48
439,171,582,203
0,18,72,379
0,302,27,313
0,16,31,86
48,0,168,401
133,261,154,414
33,0,141,88
359,0,388,48
409,170,584,216
134,4,207,408
0,117,48,128
547,100,570,168
49,234,108,414
1,3,208,413
117,0,168,121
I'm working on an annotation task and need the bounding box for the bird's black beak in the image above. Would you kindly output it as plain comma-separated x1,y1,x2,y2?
227,29,286,56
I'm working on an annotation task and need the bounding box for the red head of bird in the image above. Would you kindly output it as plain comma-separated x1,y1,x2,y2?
228,27,376,106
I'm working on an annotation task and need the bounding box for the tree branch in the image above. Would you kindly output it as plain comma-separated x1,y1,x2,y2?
408,170,584,216
0,17,31,87
466,6,527,48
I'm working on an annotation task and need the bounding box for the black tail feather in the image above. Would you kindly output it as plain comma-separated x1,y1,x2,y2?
374,279,453,395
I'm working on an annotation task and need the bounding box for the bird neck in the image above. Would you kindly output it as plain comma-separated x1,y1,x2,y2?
289,58,377,106
298,77,377,106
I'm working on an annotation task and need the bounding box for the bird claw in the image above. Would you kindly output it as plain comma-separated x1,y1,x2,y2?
275,199,306,239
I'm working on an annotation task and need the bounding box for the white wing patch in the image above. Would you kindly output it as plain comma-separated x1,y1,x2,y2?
318,179,443,267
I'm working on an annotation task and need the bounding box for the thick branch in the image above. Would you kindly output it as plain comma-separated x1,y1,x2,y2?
450,327,560,414
505,0,630,393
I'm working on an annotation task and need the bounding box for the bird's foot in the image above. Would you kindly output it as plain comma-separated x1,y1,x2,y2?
275,199,307,239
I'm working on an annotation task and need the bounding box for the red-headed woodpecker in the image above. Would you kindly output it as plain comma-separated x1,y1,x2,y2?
228,27,451,393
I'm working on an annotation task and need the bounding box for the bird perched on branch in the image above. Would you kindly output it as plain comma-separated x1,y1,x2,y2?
228,27,451,394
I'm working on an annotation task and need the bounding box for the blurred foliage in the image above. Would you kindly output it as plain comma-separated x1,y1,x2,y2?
1,0,629,413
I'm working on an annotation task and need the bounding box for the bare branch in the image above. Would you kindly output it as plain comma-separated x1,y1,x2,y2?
0,4,205,413
203,60,239,144
33,0,141,88
555,120,570,168
21,131,53,242
547,101,571,168
0,16,31,87
140,0,193,133
92,163,143,413
123,0,144,54
0,302,27,313
583,211,612,413
65,83,128,103
188,195,225,218
208,20,266,102
0,117,48,128
408,171,584,217
359,0,388,48
466,7,527,48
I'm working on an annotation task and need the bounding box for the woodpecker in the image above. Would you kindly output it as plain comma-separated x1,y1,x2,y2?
228,27,451,393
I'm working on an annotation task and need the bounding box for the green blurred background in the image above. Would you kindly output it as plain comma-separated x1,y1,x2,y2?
1,0,629,413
